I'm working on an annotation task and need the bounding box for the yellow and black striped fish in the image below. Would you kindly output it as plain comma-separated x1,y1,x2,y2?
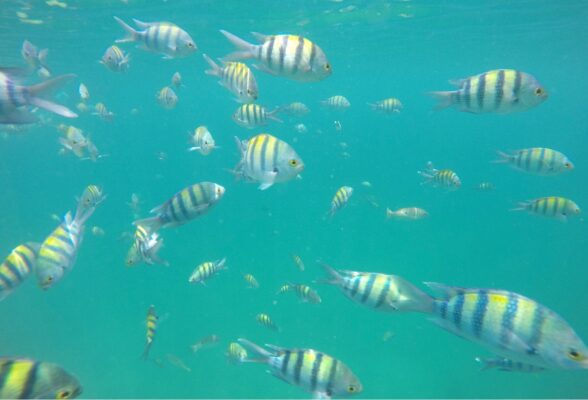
188,126,217,156
133,182,225,231
232,103,281,128
425,283,588,369
430,69,547,113
512,196,581,221
368,97,403,113
238,339,362,398
188,258,227,284
143,305,158,359
321,95,351,109
226,342,248,364
0,243,38,301
418,161,461,189
203,54,258,102
280,102,310,116
291,254,305,271
78,185,106,212
329,186,353,217
0,358,82,399
278,283,321,304
495,148,573,175
100,45,130,72
220,31,331,82
157,86,178,109
93,102,114,122
474,182,495,191
255,313,280,332
125,225,167,267
243,273,259,289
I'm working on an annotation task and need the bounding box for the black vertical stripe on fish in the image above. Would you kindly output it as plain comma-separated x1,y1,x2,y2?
552,197,560,216
3,259,22,284
281,350,291,376
361,274,377,303
463,78,471,109
472,290,489,338
266,37,276,69
310,352,323,392
539,147,546,172
500,293,519,347
278,36,288,72
452,291,465,328
374,276,392,308
168,197,180,222
525,149,532,172
350,276,361,298
162,26,173,52
495,70,505,110
176,194,190,219
513,71,522,100
271,138,279,172
0,360,15,392
7,80,18,106
188,185,198,207
437,300,448,319
259,134,269,172
293,350,304,385
248,138,256,173
292,36,304,75
477,73,486,111
527,306,546,355
325,358,338,396
43,244,71,259
19,361,39,399
0,274,11,288
308,43,316,73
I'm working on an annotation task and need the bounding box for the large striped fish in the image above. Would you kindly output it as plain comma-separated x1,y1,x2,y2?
418,161,461,189
320,264,432,313
0,243,38,301
430,69,547,113
0,69,77,124
133,182,225,231
0,358,82,399
220,31,331,82
494,148,574,175
232,103,282,128
203,54,258,103
238,338,362,398
233,133,304,190
143,305,158,359
114,17,196,59
424,283,588,369
512,196,581,222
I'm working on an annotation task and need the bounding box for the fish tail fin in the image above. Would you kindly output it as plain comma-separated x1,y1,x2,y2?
367,102,377,110
114,16,139,43
133,216,163,232
509,202,528,212
74,202,96,226
475,357,497,371
492,150,512,164
385,208,396,218
315,261,342,286
428,91,455,110
202,53,221,77
220,30,255,61
27,74,78,118
237,338,272,362
267,109,283,123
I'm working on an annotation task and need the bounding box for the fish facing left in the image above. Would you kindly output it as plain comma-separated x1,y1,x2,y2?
100,45,130,73
0,69,77,124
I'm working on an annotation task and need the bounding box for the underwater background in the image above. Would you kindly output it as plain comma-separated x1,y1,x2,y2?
1,0,588,398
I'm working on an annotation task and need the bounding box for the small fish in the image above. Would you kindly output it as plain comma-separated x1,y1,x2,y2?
386,207,428,220
0,243,38,301
58,125,88,158
191,334,220,353
382,331,394,342
91,226,105,236
21,40,50,73
188,126,217,155
220,31,331,82
203,54,258,102
294,123,307,133
237,338,362,398
232,103,282,128
127,193,141,214
171,71,182,88
189,258,227,284
244,273,259,289
143,305,158,359
166,354,191,372
77,185,106,212
475,182,495,191
494,148,573,176
512,196,581,222
84,137,108,162
233,133,304,190
133,182,225,231
418,161,461,189
79,83,90,102
100,45,130,72
280,102,310,116
157,86,178,109
76,102,88,113
321,95,351,109
114,17,196,59
0,358,82,399
93,102,115,122
360,181,372,188
256,313,280,331
278,283,321,304
475,357,545,373
226,342,248,363
0,69,76,124
368,97,403,113
291,254,305,271
125,225,167,267
430,69,548,113
329,186,353,217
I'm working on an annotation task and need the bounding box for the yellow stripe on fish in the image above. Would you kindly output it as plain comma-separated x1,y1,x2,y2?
256,313,279,331
329,186,353,217
203,54,258,102
143,305,158,359
0,243,37,301
232,103,280,128
514,196,581,221
321,95,350,109
496,148,573,175
368,97,402,113
418,162,461,189
189,258,227,284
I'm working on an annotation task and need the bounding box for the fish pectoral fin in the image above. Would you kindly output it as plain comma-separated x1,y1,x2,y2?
258,171,277,190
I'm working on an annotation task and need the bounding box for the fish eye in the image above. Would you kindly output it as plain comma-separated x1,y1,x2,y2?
57,390,71,399
347,385,357,393
568,349,583,360
187,42,195,48
565,162,572,168
288,159,298,167
324,63,331,71
535,87,545,96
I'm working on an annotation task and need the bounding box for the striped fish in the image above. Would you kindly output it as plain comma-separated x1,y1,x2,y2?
188,258,227,284
93,102,114,122
133,182,225,231
238,338,362,398
495,148,573,175
0,243,38,301
157,86,178,109
58,125,88,158
280,102,310,116
291,254,305,271
512,196,581,222
321,95,351,109
125,225,167,267
191,334,220,353
232,103,282,128
329,186,353,217
386,207,428,220
320,263,433,313
425,283,588,369
188,126,217,155
475,357,545,373
100,45,130,73
0,69,76,124
114,17,196,59
171,71,182,88
243,273,259,289
78,185,106,212
475,182,495,191
430,69,548,113
368,97,403,113
256,313,280,332
233,133,304,190
143,305,158,359
21,40,50,76
418,162,461,189
226,342,248,364
220,31,331,82
278,283,321,304
0,358,82,399
203,54,258,102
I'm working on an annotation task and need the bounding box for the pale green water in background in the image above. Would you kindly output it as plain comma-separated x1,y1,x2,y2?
1,0,588,398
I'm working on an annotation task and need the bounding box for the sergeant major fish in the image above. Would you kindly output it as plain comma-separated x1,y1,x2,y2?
226,342,248,363
143,305,158,359
368,97,403,113
203,54,258,102
386,207,428,220
171,72,182,88
329,186,353,217
157,86,178,109
321,95,351,109
511,196,580,222
0,243,38,301
418,162,461,189
475,357,545,373
188,126,217,155
232,103,282,128
494,148,573,176
100,45,130,73
278,283,321,304
21,40,50,76
188,258,227,284
255,313,280,332
125,225,167,267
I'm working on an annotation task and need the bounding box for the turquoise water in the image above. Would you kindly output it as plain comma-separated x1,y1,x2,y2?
1,0,588,397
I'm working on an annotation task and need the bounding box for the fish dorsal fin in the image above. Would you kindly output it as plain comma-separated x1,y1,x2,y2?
424,282,465,299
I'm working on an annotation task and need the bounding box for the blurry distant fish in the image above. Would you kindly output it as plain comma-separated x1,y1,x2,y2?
127,193,141,215
430,69,548,113
188,126,217,155
243,273,259,289
418,161,461,189
386,207,428,220
188,258,227,285
76,102,88,113
329,186,353,217
368,97,403,113
494,148,573,176
278,283,321,304
232,103,281,128
291,254,305,271
233,133,304,190
133,182,225,231
333,120,343,132
203,54,258,103
58,125,89,158
171,71,182,88
475,357,545,373
165,354,191,372
0,243,38,301
255,313,280,332
511,196,581,222
226,342,248,364
91,226,105,236
79,83,90,102
84,137,108,162
294,123,307,133
113,17,196,59
0,69,77,124
100,45,130,73
321,95,350,109
78,185,106,212
93,102,115,122
382,331,394,342
157,86,178,109
220,31,331,82
142,305,158,359
360,181,372,188
280,102,310,116
21,40,50,75
190,334,220,353
474,182,495,191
